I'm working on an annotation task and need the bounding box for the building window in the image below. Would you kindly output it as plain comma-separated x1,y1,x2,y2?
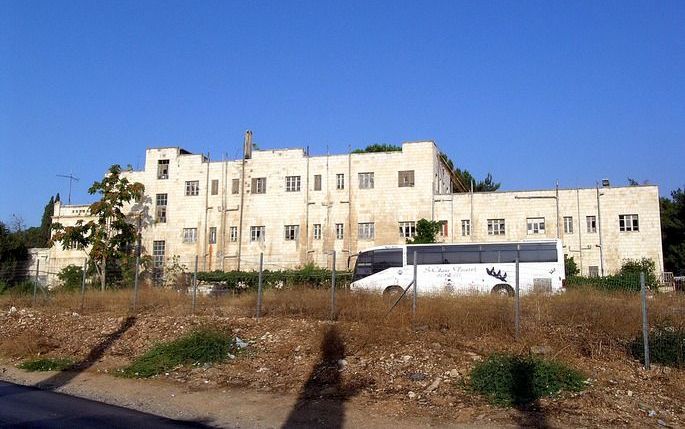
336,223,344,240
183,228,197,243
399,221,416,238
527,217,545,235
211,179,219,195
232,179,240,194
230,226,238,242
588,266,599,277
564,216,574,234
157,160,169,179
461,219,471,237
398,170,415,187
314,175,322,191
487,219,505,236
358,172,374,189
284,225,299,241
619,214,639,232
155,193,167,223
313,224,322,240
358,222,375,240
185,181,199,196
586,216,597,233
250,226,265,241
152,240,165,269
209,227,217,244
336,174,345,190
286,176,301,192
252,177,267,194
439,220,448,237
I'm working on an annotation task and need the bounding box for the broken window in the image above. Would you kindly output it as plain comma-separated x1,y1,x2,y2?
398,170,415,187
619,214,639,232
232,179,240,194
398,221,416,238
487,219,505,236
155,193,167,223
314,175,322,191
252,177,267,194
157,160,169,179
185,181,199,196
211,179,219,195
284,225,299,241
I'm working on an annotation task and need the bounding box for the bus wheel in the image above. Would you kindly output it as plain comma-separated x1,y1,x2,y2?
491,284,514,297
383,285,405,303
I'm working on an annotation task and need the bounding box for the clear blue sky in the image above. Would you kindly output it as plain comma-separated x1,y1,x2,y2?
1,1,684,227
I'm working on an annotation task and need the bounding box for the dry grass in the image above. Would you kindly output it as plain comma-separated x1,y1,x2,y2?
2,286,683,363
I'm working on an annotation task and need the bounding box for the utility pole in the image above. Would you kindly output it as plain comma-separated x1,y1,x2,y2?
57,172,79,204
596,183,605,276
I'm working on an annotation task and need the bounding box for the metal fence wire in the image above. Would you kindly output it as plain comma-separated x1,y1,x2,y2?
2,251,683,370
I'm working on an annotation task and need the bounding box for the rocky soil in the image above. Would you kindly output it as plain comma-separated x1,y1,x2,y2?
1,306,683,428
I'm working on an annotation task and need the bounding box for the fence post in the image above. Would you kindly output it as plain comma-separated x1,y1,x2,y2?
515,244,521,340
256,252,264,320
641,272,650,370
412,251,418,323
32,260,40,306
192,255,198,315
80,258,87,312
133,244,141,313
331,250,336,320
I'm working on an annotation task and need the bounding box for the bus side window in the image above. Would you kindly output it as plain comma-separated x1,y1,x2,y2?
372,249,403,273
443,246,480,264
519,244,558,262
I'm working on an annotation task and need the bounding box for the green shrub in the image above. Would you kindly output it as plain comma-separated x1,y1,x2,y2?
197,266,353,291
565,258,658,292
630,327,685,368
564,255,579,277
121,328,235,378
57,265,84,291
470,353,585,406
19,357,74,372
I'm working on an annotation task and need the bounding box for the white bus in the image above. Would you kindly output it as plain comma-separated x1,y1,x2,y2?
350,239,565,297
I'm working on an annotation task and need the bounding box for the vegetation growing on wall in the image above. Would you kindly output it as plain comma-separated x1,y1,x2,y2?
351,144,402,153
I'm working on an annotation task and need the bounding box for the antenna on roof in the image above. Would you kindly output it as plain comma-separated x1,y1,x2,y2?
56,172,79,205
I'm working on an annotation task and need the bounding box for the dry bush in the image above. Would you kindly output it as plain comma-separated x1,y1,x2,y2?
3,285,683,363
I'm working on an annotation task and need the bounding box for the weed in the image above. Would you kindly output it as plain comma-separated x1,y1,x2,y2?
469,353,585,406
121,328,235,378
18,357,74,372
630,326,685,368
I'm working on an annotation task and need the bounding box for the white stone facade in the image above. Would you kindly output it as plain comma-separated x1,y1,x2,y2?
47,140,663,278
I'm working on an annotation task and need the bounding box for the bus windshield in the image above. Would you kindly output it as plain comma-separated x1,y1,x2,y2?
353,248,403,281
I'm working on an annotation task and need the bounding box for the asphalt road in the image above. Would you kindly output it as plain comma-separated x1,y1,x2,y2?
0,381,216,429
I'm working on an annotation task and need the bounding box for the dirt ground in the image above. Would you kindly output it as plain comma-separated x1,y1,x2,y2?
1,305,683,428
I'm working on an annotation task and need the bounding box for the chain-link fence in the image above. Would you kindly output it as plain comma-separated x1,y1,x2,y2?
2,252,683,370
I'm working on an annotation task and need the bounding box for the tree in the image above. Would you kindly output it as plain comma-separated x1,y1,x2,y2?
0,222,28,287
351,144,402,154
406,219,442,244
661,188,685,275
440,152,501,193
22,194,57,248
51,165,145,291
564,255,579,277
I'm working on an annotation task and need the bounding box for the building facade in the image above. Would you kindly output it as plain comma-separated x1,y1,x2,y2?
47,138,664,280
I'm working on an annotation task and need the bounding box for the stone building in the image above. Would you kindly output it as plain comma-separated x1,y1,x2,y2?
47,135,663,279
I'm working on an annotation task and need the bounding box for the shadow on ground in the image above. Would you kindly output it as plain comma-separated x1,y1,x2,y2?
507,359,550,429
38,315,137,390
282,325,367,429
